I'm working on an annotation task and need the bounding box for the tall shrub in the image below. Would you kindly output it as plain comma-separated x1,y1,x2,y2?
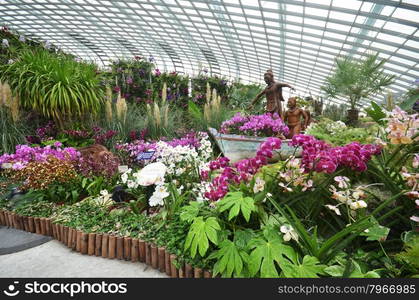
0,49,103,127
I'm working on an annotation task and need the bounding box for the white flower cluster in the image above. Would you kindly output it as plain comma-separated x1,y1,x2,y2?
325,120,347,134
153,134,213,177
325,176,368,218
118,134,213,207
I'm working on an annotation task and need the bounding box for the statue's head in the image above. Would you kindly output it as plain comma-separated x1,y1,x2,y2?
264,69,274,84
287,97,297,108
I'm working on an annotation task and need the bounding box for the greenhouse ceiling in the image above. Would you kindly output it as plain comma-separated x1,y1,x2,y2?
0,0,418,105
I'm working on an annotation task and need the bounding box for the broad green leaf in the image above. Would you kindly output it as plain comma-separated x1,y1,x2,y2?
184,216,221,258
180,201,202,223
217,191,255,222
248,228,296,278
280,255,327,278
360,224,390,242
209,240,249,277
325,260,380,278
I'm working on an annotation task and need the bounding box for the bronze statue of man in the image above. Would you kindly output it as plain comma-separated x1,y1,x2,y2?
284,97,309,138
248,69,295,117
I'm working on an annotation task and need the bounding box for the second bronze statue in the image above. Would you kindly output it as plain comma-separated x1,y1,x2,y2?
284,97,309,138
248,69,295,117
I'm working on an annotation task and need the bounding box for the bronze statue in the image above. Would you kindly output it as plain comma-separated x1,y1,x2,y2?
248,69,295,116
284,97,309,138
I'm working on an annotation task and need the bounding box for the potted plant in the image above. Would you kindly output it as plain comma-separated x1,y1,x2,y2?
209,112,300,162
321,53,394,124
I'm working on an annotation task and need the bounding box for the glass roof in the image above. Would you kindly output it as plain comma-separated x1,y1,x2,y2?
0,0,418,105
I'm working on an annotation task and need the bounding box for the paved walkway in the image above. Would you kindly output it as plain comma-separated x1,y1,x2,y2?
0,238,167,278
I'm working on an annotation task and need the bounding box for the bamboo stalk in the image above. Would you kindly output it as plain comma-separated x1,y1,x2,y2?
158,247,165,272
170,254,178,278
57,224,62,241
51,223,56,239
88,233,96,256
67,228,73,248
138,240,146,263
102,234,109,258
95,234,102,256
116,237,124,260
76,231,82,252
40,218,47,235
23,216,29,232
165,250,171,276
185,264,193,278
108,235,116,259
151,244,158,269
19,215,25,230
194,268,203,278
34,218,41,234
123,237,131,261
178,264,185,278
14,214,20,230
204,271,212,278
45,219,52,236
131,238,139,262
8,212,13,228
12,213,18,229
61,226,67,243
71,229,77,250
145,243,151,265
81,232,88,254
3,211,9,227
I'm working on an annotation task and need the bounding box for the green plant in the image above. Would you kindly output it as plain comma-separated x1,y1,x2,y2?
305,118,377,146
0,105,28,154
322,103,348,121
365,101,387,125
217,191,255,222
228,81,263,110
394,236,419,276
184,216,221,258
321,53,395,111
0,49,103,127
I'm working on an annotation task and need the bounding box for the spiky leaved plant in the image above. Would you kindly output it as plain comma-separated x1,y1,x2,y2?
0,49,103,128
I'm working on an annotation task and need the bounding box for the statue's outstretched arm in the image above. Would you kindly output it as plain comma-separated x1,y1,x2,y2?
248,90,265,108
277,82,295,91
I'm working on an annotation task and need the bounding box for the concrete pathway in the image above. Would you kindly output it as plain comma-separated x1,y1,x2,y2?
0,240,167,278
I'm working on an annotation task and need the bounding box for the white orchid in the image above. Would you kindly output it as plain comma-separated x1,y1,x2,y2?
149,184,170,207
127,180,136,189
253,177,265,193
334,176,350,189
280,225,298,242
136,162,167,186
100,190,109,196
349,200,367,210
325,204,341,216
121,172,128,184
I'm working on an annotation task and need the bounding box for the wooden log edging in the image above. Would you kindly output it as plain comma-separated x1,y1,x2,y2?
0,209,213,278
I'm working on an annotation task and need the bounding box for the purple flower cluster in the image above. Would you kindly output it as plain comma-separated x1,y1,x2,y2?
203,137,282,201
289,134,382,174
220,112,289,137
0,144,80,170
